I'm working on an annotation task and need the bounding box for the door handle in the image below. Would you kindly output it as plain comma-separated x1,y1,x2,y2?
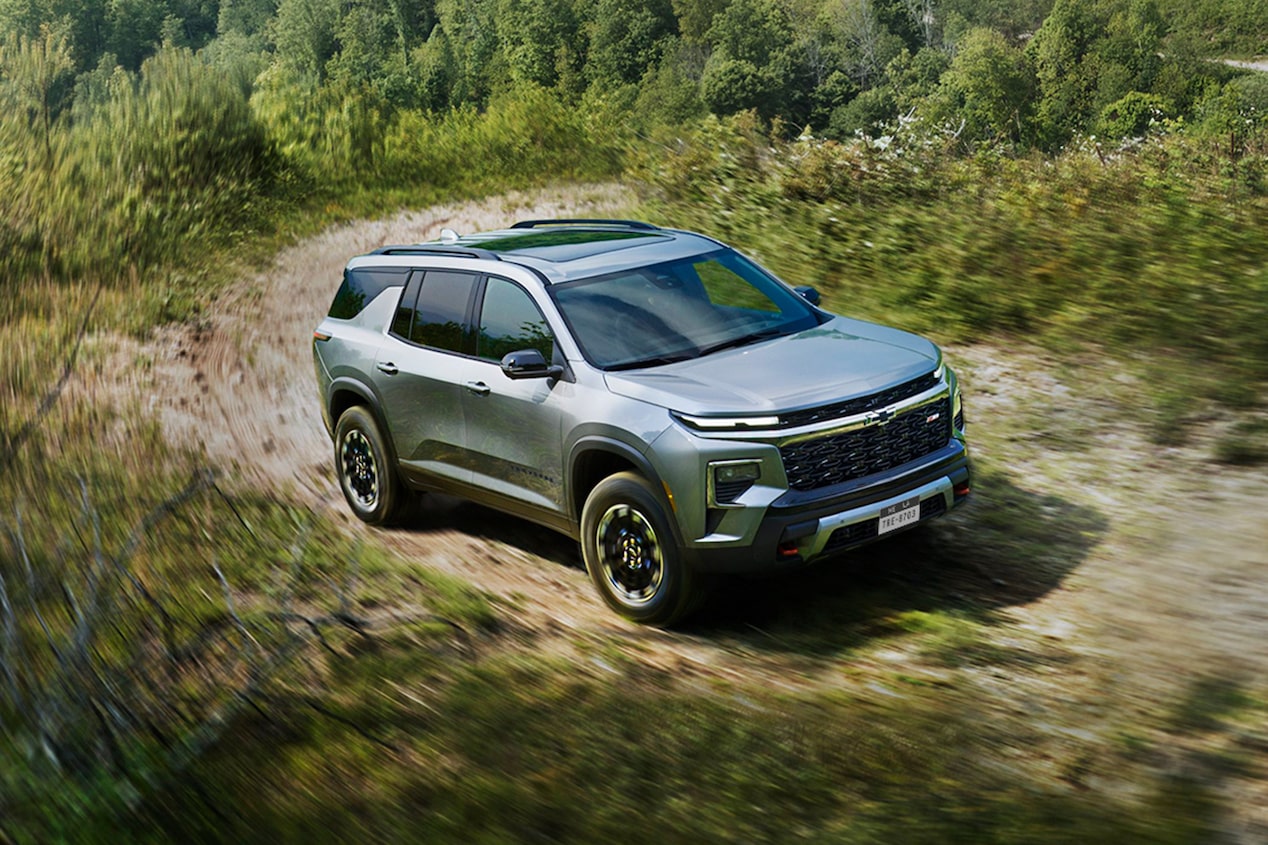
376,361,398,376
465,381,491,396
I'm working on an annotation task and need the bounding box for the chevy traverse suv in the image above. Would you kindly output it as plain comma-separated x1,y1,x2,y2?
313,220,969,625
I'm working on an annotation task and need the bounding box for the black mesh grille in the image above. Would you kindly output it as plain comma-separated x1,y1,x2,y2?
953,410,965,432
822,495,947,554
823,519,877,553
779,371,939,429
713,479,753,504
780,399,951,491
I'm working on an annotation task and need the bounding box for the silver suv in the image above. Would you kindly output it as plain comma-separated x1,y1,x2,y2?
313,220,970,625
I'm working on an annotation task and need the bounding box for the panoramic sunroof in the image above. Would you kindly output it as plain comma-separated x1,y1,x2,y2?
474,229,668,261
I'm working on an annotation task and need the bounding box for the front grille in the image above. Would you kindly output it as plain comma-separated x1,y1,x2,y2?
822,495,947,554
779,371,939,429
780,398,951,491
953,410,964,432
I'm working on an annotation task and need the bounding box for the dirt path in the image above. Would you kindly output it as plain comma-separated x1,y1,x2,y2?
145,184,639,636
1224,57,1268,73
131,184,1268,836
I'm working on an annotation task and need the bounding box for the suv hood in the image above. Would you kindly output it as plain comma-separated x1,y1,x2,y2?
604,316,939,416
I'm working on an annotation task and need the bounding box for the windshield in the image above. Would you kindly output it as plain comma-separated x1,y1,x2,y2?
550,249,822,370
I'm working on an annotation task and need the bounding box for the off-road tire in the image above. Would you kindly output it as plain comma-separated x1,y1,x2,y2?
580,471,699,626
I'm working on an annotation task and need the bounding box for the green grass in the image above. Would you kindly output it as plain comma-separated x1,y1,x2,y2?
109,651,1222,845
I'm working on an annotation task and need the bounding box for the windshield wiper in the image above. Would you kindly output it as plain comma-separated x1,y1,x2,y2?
605,351,699,371
697,327,785,357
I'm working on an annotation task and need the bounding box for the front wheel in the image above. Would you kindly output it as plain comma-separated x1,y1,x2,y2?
580,472,700,627
334,406,406,526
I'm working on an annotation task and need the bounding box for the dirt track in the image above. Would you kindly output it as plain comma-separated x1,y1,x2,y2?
130,184,1268,837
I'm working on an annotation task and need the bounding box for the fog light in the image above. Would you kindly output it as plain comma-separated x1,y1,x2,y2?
709,460,761,506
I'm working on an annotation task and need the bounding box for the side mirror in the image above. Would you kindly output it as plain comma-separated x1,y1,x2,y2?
500,349,564,380
794,285,821,306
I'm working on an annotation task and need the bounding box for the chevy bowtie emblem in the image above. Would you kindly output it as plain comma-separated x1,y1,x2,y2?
866,406,899,427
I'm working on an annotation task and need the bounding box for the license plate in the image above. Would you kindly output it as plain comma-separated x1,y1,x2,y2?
878,496,920,535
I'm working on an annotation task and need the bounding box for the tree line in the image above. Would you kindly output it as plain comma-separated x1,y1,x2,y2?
0,0,1265,290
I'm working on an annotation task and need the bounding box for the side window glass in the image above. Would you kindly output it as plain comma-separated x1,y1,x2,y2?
389,270,422,339
477,278,554,363
409,270,477,352
328,267,409,320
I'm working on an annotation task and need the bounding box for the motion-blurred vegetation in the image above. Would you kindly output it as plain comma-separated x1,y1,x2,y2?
2,0,1265,372
3,0,1268,839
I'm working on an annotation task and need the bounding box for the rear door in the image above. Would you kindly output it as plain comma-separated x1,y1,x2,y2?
372,268,479,488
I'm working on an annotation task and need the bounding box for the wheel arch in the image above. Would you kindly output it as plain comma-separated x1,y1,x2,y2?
328,377,386,438
568,436,669,527
328,377,403,476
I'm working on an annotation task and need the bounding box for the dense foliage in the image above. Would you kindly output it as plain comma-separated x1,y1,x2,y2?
2,0,1266,300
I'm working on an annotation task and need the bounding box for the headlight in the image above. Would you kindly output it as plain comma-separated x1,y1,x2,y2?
709,460,761,506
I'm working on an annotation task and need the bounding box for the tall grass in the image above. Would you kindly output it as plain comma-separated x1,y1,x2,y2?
0,40,276,296
631,113,1268,391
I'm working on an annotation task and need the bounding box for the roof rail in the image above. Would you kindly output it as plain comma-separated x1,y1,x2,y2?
370,245,501,261
510,218,660,231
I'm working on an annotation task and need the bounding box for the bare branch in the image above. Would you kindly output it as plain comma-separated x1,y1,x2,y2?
0,285,102,469
0,563,22,708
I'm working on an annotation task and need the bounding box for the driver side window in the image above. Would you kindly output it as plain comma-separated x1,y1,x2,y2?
477,278,555,363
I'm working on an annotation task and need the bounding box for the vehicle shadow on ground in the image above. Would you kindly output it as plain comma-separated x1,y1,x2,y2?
392,468,1106,660
404,492,585,570
680,468,1108,656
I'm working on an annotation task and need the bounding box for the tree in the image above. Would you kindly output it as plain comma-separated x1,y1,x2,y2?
671,0,728,43
0,26,75,165
432,0,500,105
1027,0,1167,147
902,0,938,48
699,0,810,120
930,26,1033,144
269,0,340,80
586,0,675,87
822,0,904,88
494,0,580,88
106,0,169,70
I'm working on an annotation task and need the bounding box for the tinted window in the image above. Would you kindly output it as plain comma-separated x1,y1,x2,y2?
389,271,423,338
409,270,477,352
328,267,409,319
477,278,554,363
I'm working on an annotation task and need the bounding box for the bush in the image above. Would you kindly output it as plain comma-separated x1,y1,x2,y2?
1097,91,1170,139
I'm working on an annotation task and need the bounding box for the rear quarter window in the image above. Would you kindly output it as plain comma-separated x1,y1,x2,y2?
328,267,410,319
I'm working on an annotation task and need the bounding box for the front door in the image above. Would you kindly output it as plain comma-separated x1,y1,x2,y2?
461,276,568,514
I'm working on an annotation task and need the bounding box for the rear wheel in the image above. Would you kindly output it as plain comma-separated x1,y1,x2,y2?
580,472,699,626
335,406,406,526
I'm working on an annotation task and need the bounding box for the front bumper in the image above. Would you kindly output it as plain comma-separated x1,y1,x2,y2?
686,446,970,574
